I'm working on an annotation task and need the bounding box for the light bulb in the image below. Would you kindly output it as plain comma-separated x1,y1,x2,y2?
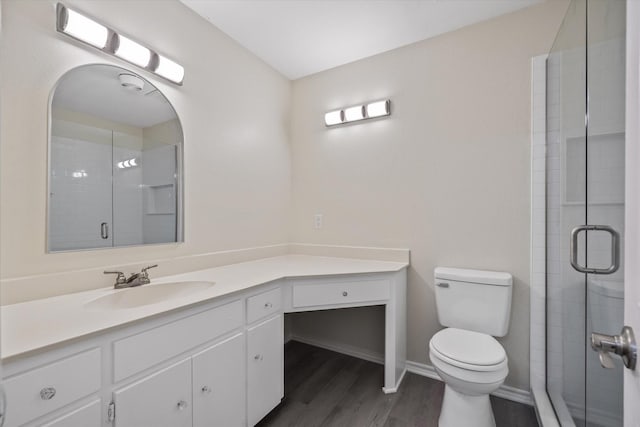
366,100,390,118
115,35,151,68
155,54,185,84
324,110,343,126
344,105,365,122
61,8,109,49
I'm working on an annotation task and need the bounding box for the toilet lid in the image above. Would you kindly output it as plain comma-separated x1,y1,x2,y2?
430,328,506,367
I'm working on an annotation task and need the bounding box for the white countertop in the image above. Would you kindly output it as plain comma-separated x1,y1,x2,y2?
1,255,407,360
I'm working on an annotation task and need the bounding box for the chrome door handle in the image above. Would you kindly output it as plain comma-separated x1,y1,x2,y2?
100,222,109,239
591,326,637,370
570,225,620,274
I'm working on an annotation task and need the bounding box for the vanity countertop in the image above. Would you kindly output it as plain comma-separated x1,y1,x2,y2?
1,255,408,360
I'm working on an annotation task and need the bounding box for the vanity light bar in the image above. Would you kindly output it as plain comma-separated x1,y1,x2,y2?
56,3,185,85
324,100,391,127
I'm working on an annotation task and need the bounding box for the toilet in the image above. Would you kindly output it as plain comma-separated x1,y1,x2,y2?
429,267,513,427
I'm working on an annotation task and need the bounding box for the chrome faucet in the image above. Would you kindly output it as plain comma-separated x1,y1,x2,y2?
104,265,158,289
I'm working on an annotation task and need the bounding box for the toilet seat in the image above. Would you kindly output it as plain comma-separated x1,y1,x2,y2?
429,328,506,372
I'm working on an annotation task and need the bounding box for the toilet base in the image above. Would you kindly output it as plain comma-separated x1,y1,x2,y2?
438,384,496,427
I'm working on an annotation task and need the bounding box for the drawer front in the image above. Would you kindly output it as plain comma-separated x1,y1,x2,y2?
292,278,390,308
246,288,282,324
4,349,101,427
41,399,102,427
113,300,243,382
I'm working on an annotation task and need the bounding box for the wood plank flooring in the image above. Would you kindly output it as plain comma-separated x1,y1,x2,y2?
258,341,539,427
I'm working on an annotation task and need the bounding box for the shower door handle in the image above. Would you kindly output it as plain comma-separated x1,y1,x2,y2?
570,225,620,274
100,222,109,240
591,326,637,370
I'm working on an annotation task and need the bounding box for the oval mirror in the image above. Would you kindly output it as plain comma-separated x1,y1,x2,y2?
48,64,183,252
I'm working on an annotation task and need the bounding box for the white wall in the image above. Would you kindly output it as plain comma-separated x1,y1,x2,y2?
288,1,569,391
0,0,291,301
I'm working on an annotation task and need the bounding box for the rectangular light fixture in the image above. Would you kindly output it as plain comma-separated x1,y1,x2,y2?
325,99,391,127
56,3,184,85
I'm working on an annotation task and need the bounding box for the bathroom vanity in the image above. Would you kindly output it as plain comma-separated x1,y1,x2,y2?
1,255,407,427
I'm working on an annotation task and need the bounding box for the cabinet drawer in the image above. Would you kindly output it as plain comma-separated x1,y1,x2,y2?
292,278,390,308
4,349,101,427
41,399,101,427
113,300,242,382
247,288,281,324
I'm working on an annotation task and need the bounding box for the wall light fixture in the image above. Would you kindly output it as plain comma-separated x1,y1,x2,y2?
324,99,391,127
56,3,185,85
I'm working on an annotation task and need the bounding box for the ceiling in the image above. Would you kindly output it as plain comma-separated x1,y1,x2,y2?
180,0,544,80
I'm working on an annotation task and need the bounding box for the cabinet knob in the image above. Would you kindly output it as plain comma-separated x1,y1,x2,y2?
264,302,273,309
40,387,56,400
177,400,188,411
342,291,348,297
254,354,263,361
201,385,212,394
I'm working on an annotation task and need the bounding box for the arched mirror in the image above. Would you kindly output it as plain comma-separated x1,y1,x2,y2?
48,64,183,252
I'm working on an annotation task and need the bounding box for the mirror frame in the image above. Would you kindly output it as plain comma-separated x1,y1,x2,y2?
46,63,184,252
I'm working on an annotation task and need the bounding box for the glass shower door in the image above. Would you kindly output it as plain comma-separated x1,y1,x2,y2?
584,1,626,426
546,0,588,424
546,1,626,426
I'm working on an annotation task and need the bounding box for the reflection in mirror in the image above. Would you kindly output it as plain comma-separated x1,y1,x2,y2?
48,64,183,252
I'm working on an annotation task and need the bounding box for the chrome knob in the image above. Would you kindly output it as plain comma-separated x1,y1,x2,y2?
254,354,263,361
264,302,272,308
40,387,56,400
342,291,348,297
201,385,212,394
591,325,637,370
177,400,188,410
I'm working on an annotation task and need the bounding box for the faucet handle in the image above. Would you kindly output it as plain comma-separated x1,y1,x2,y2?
104,270,126,284
141,264,158,277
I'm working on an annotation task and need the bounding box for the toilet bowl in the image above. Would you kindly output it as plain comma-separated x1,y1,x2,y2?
431,267,513,427
429,328,508,427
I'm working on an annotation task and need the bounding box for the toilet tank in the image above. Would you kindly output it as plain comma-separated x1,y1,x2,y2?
434,267,513,337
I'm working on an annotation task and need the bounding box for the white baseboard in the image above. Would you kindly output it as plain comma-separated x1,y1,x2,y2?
289,336,533,407
289,334,385,364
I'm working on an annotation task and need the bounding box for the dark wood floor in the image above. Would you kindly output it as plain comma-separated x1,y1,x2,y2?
258,341,539,427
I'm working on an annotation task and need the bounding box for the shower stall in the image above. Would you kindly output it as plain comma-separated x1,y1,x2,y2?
539,0,628,426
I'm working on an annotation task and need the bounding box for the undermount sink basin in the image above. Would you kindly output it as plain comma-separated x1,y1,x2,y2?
85,281,215,310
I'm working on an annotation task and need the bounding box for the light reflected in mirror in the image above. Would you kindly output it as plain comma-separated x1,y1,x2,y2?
48,64,183,252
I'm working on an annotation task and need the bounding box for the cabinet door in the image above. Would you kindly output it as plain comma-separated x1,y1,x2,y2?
247,315,283,426
192,333,245,427
113,358,191,427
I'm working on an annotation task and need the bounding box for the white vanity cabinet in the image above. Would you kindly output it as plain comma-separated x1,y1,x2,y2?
3,348,102,427
247,314,283,426
113,358,192,427
2,260,407,427
192,333,245,427
113,333,246,427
